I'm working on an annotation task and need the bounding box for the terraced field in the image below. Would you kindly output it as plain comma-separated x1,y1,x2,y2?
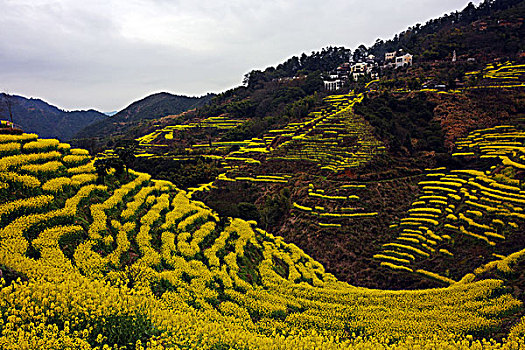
132,93,385,180
137,116,246,146
267,93,385,172
377,125,525,285
1,133,525,348
292,182,378,228
466,62,525,89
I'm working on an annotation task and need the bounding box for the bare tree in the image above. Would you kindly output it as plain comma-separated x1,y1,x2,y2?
0,92,15,124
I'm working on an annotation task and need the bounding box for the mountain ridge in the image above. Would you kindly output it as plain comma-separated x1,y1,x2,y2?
0,93,106,140
73,92,215,141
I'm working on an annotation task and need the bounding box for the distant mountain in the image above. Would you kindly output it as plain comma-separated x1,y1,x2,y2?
104,111,118,116
0,93,106,140
74,92,215,140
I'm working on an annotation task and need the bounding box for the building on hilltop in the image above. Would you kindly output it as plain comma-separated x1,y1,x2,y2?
351,62,368,80
351,61,379,80
323,79,345,91
395,53,413,68
385,52,396,62
382,50,413,69
336,63,351,79
323,53,379,90
323,62,351,91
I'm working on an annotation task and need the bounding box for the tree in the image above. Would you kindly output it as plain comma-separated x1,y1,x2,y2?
353,45,368,62
303,71,324,95
94,158,111,183
114,139,138,176
243,70,266,89
0,93,15,124
260,188,291,230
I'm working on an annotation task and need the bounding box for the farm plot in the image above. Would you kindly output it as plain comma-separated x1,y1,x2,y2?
376,125,525,284
0,132,524,348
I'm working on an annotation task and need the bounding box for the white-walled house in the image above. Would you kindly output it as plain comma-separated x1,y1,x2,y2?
395,54,413,68
350,62,378,80
385,52,396,61
352,62,368,74
323,79,344,91
382,50,413,69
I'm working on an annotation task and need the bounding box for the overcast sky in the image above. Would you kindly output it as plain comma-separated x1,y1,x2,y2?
0,0,480,112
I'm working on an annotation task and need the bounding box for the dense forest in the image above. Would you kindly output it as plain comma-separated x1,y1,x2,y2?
0,93,106,140
368,0,525,60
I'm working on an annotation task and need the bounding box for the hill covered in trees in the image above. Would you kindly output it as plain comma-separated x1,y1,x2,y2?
111,0,525,292
74,92,215,142
0,93,106,141
368,0,525,61
70,0,525,153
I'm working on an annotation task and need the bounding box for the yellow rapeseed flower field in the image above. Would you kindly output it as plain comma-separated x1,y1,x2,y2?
0,125,524,349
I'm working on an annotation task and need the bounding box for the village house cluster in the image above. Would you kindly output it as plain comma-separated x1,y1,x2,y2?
323,50,413,91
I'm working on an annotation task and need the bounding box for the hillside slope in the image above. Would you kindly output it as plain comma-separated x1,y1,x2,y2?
0,93,106,140
0,133,524,348
74,92,215,141
368,0,525,61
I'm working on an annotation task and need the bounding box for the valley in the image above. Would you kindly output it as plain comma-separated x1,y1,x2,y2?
1,0,525,348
